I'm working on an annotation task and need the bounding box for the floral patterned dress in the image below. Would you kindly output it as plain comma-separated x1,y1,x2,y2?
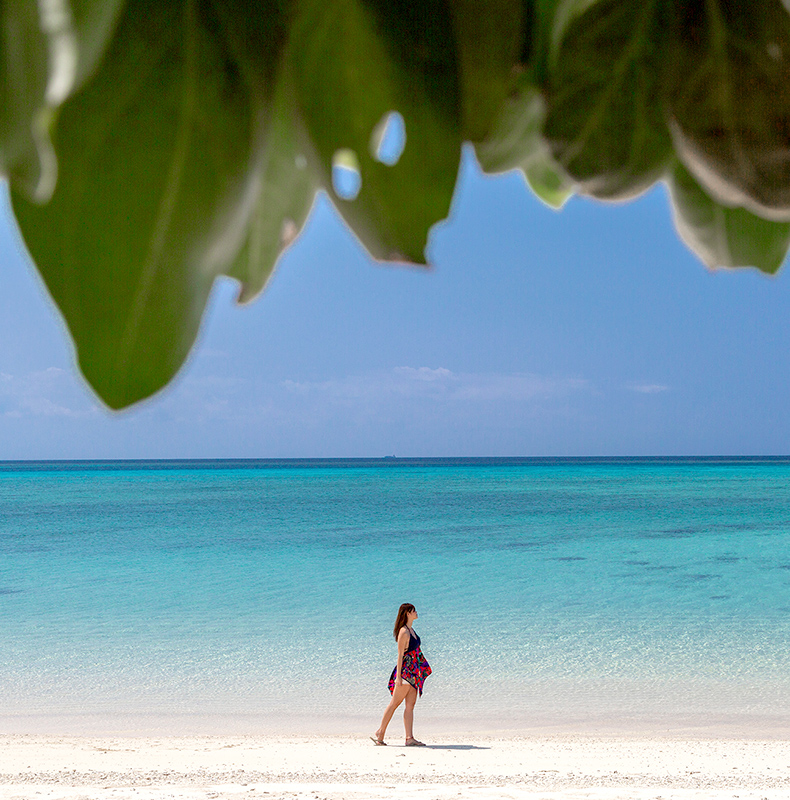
388,628,432,696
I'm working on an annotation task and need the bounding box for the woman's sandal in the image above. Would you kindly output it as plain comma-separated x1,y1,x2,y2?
370,736,387,746
405,737,426,747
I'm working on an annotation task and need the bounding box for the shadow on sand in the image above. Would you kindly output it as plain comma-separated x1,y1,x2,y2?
421,744,490,750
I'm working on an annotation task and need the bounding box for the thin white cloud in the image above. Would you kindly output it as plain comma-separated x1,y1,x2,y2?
627,382,670,394
0,363,596,456
196,347,230,360
282,367,588,404
393,366,454,382
0,368,99,418
137,374,251,424
16,366,588,453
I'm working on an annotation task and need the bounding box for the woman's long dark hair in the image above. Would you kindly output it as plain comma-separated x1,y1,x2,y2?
393,603,415,639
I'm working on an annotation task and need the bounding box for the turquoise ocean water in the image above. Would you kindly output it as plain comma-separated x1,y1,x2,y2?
2,458,790,735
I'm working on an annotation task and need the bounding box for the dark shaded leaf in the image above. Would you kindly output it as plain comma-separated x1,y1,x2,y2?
70,0,127,89
288,0,462,264
12,0,267,408
448,0,525,142
542,0,672,200
528,0,562,87
665,0,790,221
668,160,790,274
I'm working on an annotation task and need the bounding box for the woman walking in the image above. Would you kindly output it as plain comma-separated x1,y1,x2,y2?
371,603,431,746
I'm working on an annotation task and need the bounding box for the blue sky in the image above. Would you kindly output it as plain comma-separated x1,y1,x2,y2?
2,148,790,458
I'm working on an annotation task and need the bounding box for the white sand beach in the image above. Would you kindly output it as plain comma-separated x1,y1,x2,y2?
3,733,790,800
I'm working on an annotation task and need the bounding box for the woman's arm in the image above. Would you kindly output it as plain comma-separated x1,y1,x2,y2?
395,626,409,684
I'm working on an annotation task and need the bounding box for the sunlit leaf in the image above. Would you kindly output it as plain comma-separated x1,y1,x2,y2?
668,160,790,274
0,0,125,201
524,152,572,209
665,0,790,221
1,0,51,197
476,84,573,209
542,0,671,200
288,0,462,264
11,0,267,408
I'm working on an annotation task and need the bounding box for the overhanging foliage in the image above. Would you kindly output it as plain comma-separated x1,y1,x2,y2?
3,0,789,408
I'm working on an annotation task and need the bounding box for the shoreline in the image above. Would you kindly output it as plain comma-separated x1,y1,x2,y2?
4,709,790,738
3,733,790,800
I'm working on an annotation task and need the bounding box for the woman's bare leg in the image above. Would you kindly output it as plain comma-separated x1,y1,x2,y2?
374,683,412,741
402,684,418,740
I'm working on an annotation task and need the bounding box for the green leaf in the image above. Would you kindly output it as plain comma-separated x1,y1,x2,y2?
448,0,526,143
665,0,790,221
288,0,462,264
70,0,128,89
668,160,790,274
205,2,315,304
475,83,541,173
528,0,562,86
476,84,573,209
1,0,53,197
228,66,318,304
543,0,599,64
0,0,126,200
11,0,268,409
524,152,572,209
542,0,672,200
